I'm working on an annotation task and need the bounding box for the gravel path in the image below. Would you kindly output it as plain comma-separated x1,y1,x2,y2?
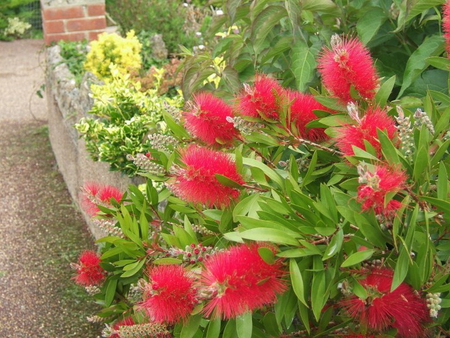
0,40,100,337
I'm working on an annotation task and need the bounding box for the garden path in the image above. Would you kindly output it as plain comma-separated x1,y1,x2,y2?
0,40,100,337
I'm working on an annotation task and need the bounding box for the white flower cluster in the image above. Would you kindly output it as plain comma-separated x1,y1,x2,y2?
426,292,442,318
4,17,31,37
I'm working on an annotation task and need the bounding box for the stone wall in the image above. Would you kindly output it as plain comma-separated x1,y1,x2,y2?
45,45,137,239
40,0,106,45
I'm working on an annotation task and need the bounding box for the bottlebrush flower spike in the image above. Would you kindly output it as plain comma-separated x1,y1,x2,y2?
140,264,197,325
335,106,397,157
318,35,379,104
443,1,450,57
357,164,406,220
169,145,244,208
73,250,106,286
201,243,286,319
81,182,124,217
340,268,430,338
286,89,331,141
183,92,239,147
235,74,284,120
107,317,135,338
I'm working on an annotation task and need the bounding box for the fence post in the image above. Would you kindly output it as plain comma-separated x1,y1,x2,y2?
40,0,106,45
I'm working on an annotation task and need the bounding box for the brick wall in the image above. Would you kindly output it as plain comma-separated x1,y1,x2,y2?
40,0,106,45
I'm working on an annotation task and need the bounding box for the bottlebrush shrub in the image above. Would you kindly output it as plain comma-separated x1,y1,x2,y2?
84,30,142,81
73,33,449,338
75,66,184,176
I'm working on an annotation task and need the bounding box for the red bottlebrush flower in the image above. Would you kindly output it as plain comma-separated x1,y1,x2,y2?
357,164,406,219
73,250,106,286
81,182,123,217
318,35,379,104
140,265,197,325
183,92,239,147
169,145,244,208
443,1,450,57
235,74,284,120
201,243,286,319
108,317,135,338
335,107,397,157
340,268,430,338
286,89,331,142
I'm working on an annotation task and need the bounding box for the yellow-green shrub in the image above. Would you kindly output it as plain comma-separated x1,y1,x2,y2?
84,30,142,80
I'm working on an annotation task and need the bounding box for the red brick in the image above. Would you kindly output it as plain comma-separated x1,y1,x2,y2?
43,6,85,20
43,20,65,34
44,32,86,45
87,4,105,16
66,17,106,32
88,30,105,41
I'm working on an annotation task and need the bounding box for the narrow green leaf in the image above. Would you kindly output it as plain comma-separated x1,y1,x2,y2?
426,56,450,71
311,271,327,321
121,259,145,278
391,246,410,291
375,75,396,108
153,258,183,265
378,129,400,164
239,228,300,246
413,146,430,182
236,312,252,338
222,319,236,338
341,249,375,268
258,246,275,264
302,0,338,13
206,318,221,338
242,157,284,188
289,259,308,306
180,314,202,338
437,162,449,201
226,0,242,23
215,174,244,189
322,228,343,260
104,277,118,307
421,196,450,214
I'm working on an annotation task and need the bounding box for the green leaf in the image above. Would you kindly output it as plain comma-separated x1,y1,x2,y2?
437,162,449,201
356,7,387,45
405,0,444,22
222,319,236,338
258,246,275,264
226,0,242,23
378,129,400,164
238,228,300,246
421,196,450,214
341,249,375,268
322,228,343,260
289,259,308,306
413,146,430,182
291,40,318,92
215,174,244,189
311,270,326,321
397,35,445,98
206,318,221,338
301,0,338,13
426,56,450,71
250,6,287,53
242,157,284,188
391,246,410,291
121,259,145,278
104,277,118,307
153,258,183,265
180,314,202,338
375,75,396,108
236,312,252,338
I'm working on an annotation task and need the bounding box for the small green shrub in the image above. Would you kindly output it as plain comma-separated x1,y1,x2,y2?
84,31,142,81
58,40,88,84
106,0,205,55
75,66,184,176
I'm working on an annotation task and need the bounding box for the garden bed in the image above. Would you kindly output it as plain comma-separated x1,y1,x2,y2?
44,44,140,239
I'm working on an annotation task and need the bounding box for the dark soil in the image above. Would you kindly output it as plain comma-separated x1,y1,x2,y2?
0,120,101,337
